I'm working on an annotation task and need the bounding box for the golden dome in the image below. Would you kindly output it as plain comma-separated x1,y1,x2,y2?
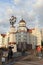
19,19,26,27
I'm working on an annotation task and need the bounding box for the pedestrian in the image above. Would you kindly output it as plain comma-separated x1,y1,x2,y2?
1,56,5,65
0,48,3,60
36,45,42,58
7,46,13,60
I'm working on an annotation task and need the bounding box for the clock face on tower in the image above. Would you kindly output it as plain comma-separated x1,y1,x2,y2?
9,16,16,26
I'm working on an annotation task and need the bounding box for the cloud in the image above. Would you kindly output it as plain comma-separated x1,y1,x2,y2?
0,0,43,33
0,0,37,33
33,0,43,28
0,26,9,34
14,0,21,4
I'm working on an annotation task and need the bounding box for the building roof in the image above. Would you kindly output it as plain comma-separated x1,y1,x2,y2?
27,29,32,33
1,34,6,37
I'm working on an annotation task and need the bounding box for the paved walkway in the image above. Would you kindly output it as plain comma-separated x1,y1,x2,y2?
1,51,43,65
5,54,43,65
14,61,43,65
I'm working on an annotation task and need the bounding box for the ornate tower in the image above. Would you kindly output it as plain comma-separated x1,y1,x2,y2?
17,19,27,52
9,16,17,52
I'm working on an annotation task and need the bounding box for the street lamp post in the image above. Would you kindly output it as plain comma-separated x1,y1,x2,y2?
9,16,16,27
9,16,17,52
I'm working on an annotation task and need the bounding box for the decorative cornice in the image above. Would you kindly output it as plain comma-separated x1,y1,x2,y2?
9,42,16,44
9,32,16,34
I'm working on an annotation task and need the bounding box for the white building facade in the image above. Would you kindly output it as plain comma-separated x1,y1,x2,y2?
0,19,41,50
32,28,41,49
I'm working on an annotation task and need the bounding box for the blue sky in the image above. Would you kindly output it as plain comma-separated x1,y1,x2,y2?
0,0,43,33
